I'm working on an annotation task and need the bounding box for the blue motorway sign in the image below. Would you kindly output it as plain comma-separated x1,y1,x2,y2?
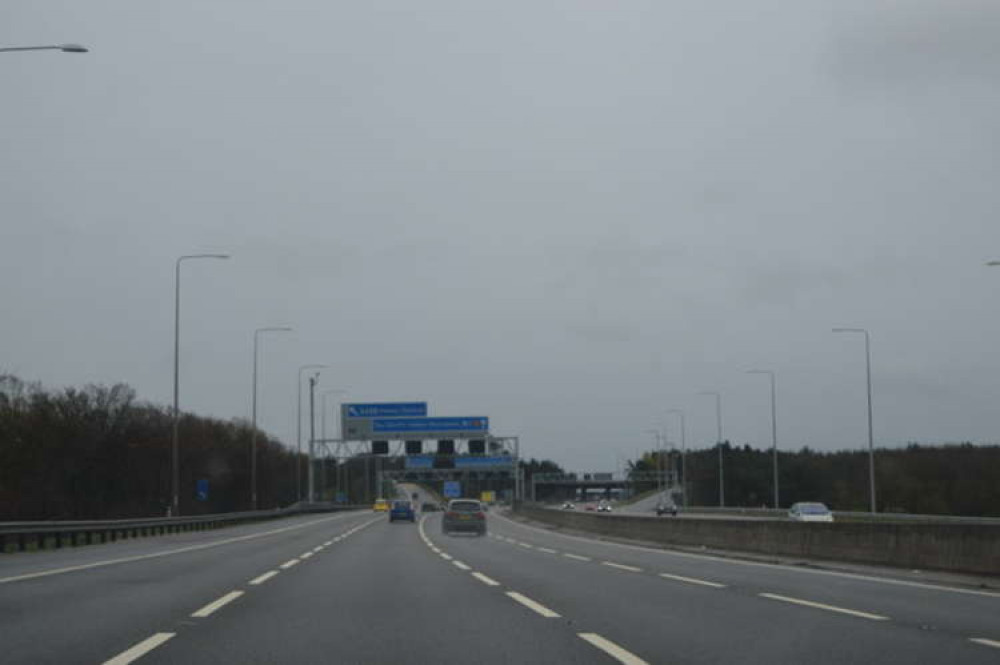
443,481,462,498
372,417,488,436
196,478,209,501
344,402,427,419
405,455,434,470
455,456,514,469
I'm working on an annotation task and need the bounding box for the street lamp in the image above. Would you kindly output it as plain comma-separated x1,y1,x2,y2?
0,43,89,53
832,327,876,514
986,261,1000,266
296,364,327,502
747,370,779,508
642,429,664,495
665,409,687,507
171,253,229,516
698,391,725,507
251,326,293,510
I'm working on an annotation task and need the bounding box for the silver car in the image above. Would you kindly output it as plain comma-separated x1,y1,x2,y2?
442,499,487,536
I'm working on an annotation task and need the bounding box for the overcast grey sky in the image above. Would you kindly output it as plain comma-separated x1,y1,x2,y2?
4,1,1000,472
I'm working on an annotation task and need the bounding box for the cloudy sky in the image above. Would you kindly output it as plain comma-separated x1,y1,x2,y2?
4,1,1000,472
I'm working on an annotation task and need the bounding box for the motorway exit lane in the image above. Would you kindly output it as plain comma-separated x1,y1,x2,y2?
425,512,1000,665
486,511,1000,642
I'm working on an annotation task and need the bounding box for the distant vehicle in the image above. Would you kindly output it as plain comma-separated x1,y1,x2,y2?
788,502,834,522
389,499,416,523
373,498,389,512
584,503,597,512
656,501,678,517
442,499,487,536
597,500,612,513
421,502,439,512
561,502,576,510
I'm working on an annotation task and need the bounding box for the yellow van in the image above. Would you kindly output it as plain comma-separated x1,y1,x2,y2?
373,498,389,512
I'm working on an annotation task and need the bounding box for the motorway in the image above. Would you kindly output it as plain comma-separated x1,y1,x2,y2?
1,487,998,664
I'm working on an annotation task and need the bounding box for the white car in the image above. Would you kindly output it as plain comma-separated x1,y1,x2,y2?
597,500,612,513
561,502,576,510
788,502,834,522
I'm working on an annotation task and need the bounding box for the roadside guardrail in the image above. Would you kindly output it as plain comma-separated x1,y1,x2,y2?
0,504,365,554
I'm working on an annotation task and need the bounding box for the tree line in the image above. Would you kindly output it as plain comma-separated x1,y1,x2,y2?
629,441,1000,516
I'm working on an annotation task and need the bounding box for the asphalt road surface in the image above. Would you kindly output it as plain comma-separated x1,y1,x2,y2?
2,487,998,664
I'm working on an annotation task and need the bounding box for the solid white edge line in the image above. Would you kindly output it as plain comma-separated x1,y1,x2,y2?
249,570,279,585
970,638,1000,649
190,590,245,618
279,559,300,569
659,572,726,588
102,632,176,665
563,553,592,562
0,512,365,585
453,561,471,571
472,572,500,586
759,593,889,621
506,591,560,618
602,561,642,573
578,632,649,665
490,511,1000,599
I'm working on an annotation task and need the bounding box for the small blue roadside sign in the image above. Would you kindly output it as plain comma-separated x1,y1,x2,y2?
196,479,209,501
443,481,461,498
335,492,347,504
344,402,427,418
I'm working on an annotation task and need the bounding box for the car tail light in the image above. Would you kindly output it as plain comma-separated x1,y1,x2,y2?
476,512,485,520
446,512,458,519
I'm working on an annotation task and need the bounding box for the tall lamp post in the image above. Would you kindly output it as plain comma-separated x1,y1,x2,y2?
251,326,293,509
833,327,876,514
747,370,779,508
296,365,327,502
643,429,664,495
0,43,89,53
698,391,725,507
171,253,229,516
665,409,687,506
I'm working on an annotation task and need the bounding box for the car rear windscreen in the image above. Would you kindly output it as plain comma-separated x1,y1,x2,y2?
392,501,410,509
450,501,481,512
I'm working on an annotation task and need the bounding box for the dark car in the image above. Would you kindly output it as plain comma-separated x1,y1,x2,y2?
421,502,439,512
656,501,678,517
389,499,416,523
442,499,486,536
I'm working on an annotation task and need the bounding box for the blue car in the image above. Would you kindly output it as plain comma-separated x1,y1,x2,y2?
389,499,416,523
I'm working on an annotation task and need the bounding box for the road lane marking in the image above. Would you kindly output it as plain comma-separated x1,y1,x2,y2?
970,638,1000,649
191,591,244,618
279,559,300,569
440,553,453,561
578,633,649,665
491,511,1000,599
506,591,561,618
659,572,726,588
313,546,323,552
300,552,314,559
472,572,500,586
0,512,366,586
602,561,642,573
564,553,592,562
249,570,279,585
759,593,889,621
102,633,175,665
518,542,534,549
323,541,333,546
453,561,472,571
538,547,558,554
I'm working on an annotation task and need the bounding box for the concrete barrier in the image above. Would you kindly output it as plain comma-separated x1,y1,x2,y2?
516,505,1000,576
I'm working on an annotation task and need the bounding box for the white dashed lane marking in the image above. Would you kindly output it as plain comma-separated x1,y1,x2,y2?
578,633,649,665
472,572,501,587
506,591,560,618
453,561,472,571
279,559,300,570
969,638,1000,650
538,547,558,554
759,593,889,621
101,633,175,665
190,591,244,618
249,570,279,586
564,553,592,562
602,561,642,573
659,572,726,588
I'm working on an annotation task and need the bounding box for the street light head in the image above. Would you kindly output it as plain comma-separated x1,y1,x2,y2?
59,44,89,53
987,261,1000,267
